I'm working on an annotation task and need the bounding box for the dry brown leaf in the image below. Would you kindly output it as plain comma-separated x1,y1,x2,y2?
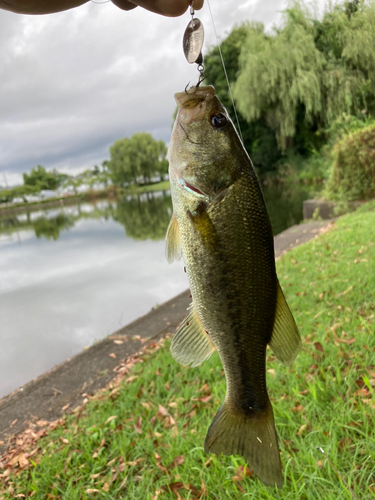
169,455,184,469
158,404,168,416
18,453,29,468
134,417,142,435
86,489,100,493
109,353,117,359
10,419,18,428
297,424,307,436
125,376,138,384
292,405,304,412
113,340,123,345
102,481,110,492
62,403,71,411
36,420,48,427
314,342,324,353
104,416,118,425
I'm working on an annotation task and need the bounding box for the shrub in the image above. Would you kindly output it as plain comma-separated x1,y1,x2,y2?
325,123,375,201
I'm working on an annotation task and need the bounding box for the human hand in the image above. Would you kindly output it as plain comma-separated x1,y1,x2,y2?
0,0,203,16
111,0,203,17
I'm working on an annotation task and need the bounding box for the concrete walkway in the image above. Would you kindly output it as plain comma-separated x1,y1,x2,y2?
0,219,333,453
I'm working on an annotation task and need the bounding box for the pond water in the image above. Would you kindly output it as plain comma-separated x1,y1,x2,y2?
0,185,310,398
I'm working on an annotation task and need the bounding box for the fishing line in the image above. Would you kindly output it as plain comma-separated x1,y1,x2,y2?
206,0,244,144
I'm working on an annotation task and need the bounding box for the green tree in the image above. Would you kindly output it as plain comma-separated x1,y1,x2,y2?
233,0,375,152
203,23,281,172
108,133,167,187
23,165,59,191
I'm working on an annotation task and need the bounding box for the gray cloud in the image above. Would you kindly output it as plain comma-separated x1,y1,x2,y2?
0,0,291,185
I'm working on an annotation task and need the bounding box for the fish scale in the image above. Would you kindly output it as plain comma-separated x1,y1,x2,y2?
166,85,301,488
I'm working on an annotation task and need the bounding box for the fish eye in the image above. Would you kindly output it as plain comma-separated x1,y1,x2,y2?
210,113,227,129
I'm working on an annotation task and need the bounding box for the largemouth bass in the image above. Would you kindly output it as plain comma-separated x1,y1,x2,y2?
166,85,301,488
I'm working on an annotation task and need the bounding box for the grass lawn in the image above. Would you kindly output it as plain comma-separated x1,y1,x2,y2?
1,202,374,499
119,181,170,195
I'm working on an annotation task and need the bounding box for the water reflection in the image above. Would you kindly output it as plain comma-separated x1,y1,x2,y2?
263,184,310,236
0,191,173,242
0,187,310,398
113,192,172,241
0,185,310,243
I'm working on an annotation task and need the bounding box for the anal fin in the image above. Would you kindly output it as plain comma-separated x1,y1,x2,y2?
170,305,215,367
269,280,301,365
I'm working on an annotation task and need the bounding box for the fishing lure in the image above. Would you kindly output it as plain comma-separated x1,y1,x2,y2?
182,2,205,86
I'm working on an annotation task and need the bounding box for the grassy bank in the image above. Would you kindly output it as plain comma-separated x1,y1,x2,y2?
1,203,374,499
117,181,170,195
0,182,170,216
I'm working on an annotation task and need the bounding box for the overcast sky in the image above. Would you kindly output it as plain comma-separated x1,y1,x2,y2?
0,0,294,186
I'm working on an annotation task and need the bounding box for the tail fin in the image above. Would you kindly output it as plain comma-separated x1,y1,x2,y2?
204,402,283,488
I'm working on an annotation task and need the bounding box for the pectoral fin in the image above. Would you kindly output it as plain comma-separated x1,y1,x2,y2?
187,202,217,252
269,280,301,365
165,214,182,263
170,305,215,367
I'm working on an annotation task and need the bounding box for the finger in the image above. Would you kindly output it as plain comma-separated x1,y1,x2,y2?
110,0,137,11
111,0,203,17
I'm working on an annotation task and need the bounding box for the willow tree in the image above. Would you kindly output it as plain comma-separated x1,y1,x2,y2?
204,23,281,172
108,133,167,187
234,0,375,151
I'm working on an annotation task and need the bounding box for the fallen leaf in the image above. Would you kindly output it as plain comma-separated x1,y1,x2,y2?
134,417,142,435
314,342,324,353
86,489,100,493
169,455,184,469
10,419,18,428
113,340,123,345
18,453,29,468
363,399,375,409
106,457,119,467
36,420,49,427
297,424,307,436
119,476,128,490
104,416,118,425
109,353,117,359
125,376,138,384
292,405,304,412
158,404,168,416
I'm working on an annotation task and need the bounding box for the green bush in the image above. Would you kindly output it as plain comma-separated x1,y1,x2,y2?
326,123,375,201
